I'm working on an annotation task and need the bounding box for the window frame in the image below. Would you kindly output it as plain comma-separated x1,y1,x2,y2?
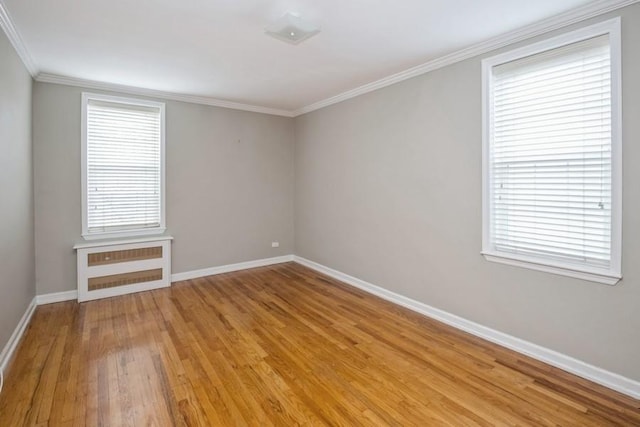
81,92,167,240
481,18,622,285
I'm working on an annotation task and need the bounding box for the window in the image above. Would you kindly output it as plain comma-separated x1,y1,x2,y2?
482,18,621,285
82,93,166,239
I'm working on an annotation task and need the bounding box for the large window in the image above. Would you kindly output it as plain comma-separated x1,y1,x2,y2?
482,19,621,284
82,93,166,239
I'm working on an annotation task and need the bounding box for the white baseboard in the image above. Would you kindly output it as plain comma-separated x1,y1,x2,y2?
293,256,640,400
36,290,78,305
7,256,637,399
35,255,296,303
0,297,37,375
1,291,78,377
171,255,294,282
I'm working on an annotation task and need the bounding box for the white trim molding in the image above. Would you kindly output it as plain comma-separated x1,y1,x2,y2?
80,92,167,240
0,1,37,76
171,255,294,282
36,290,78,305
482,253,621,286
480,18,623,286
20,0,635,118
4,257,639,399
1,292,76,380
36,73,295,118
34,254,294,303
0,297,37,375
293,0,637,116
0,0,38,77
293,256,640,400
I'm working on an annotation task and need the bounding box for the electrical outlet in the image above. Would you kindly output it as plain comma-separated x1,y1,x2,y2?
271,241,280,248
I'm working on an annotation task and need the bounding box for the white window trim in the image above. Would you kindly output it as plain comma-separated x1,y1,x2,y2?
81,92,167,240
481,18,622,285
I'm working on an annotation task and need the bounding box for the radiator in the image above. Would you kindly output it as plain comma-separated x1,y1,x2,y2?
74,236,173,302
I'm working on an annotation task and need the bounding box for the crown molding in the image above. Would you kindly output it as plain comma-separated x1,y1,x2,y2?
292,0,639,116
0,1,37,76
35,73,295,117
7,0,638,117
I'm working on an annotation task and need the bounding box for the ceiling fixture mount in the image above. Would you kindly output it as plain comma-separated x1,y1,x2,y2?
265,13,320,45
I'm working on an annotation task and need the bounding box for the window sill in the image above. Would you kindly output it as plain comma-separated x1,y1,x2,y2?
74,233,172,250
481,251,621,286
81,227,167,242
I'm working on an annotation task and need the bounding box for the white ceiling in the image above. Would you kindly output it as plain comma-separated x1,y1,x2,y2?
2,0,609,113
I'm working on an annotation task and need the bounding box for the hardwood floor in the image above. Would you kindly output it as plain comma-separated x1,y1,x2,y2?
1,262,639,426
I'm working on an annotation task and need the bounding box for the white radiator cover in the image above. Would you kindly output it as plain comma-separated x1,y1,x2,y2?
74,236,173,302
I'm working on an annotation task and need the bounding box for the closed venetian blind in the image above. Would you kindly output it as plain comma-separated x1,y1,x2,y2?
86,99,162,234
489,34,612,269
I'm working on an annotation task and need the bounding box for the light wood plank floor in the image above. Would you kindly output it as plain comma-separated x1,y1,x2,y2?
1,262,639,426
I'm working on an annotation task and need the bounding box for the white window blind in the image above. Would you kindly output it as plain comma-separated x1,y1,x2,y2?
483,20,621,284
84,96,164,236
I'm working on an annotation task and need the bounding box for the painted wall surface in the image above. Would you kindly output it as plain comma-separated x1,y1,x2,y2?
0,30,34,353
294,5,640,381
33,83,294,294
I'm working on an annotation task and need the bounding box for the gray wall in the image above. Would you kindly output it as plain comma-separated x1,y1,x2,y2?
294,5,640,381
0,31,35,354
33,83,294,295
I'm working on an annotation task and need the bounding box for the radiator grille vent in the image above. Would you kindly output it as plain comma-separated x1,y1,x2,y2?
88,246,163,266
88,269,164,291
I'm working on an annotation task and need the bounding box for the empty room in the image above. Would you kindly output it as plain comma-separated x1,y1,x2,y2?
1,0,639,425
